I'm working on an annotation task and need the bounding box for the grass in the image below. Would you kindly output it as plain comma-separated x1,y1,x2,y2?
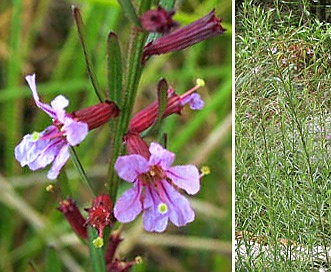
235,0,331,270
0,0,232,271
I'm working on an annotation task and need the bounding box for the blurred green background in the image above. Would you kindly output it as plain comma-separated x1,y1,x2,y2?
0,0,232,271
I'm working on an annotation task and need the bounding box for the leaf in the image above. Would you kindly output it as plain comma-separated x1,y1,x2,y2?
117,0,141,27
107,31,123,106
72,6,104,102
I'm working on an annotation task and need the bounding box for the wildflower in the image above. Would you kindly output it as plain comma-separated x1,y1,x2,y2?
306,48,313,56
15,74,119,179
142,9,225,63
270,47,277,54
114,133,200,232
129,79,204,133
58,197,88,239
140,6,179,33
85,194,113,239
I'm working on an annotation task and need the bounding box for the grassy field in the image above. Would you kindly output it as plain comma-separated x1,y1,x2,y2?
0,0,232,271
235,0,331,270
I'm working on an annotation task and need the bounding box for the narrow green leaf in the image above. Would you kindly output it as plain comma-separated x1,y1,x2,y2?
107,31,123,105
45,247,62,272
143,78,168,136
88,227,106,272
117,0,141,27
72,6,104,101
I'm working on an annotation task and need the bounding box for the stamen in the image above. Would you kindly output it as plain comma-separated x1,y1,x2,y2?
200,166,211,177
180,78,205,100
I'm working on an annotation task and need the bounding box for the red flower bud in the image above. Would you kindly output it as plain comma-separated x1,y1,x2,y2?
143,9,225,63
68,101,119,131
58,197,88,240
124,132,150,159
140,6,179,33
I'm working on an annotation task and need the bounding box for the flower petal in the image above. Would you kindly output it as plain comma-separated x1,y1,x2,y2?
50,95,69,123
149,142,175,169
64,119,88,146
166,165,200,195
15,126,62,170
142,187,168,232
162,181,195,227
25,74,57,118
114,183,142,223
115,154,149,182
182,93,204,110
47,144,70,179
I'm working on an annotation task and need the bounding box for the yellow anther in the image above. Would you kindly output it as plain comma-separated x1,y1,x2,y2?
200,166,211,176
46,184,54,192
196,78,205,87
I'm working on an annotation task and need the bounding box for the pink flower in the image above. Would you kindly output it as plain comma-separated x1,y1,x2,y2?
114,138,200,232
15,74,119,180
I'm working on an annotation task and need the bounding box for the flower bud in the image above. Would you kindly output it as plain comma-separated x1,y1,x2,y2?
140,6,179,33
142,9,225,63
66,101,120,131
58,197,88,239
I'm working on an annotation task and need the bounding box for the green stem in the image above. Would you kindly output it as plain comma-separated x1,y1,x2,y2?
69,147,96,197
108,0,152,201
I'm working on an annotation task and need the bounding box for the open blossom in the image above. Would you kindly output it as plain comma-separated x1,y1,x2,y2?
15,74,119,180
114,134,200,232
129,79,204,133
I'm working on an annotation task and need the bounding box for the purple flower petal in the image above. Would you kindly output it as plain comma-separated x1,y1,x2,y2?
166,165,200,195
149,142,175,169
63,119,88,146
162,181,195,227
142,187,168,232
186,93,204,110
47,144,70,179
50,95,69,123
115,154,149,182
114,183,142,223
14,126,61,170
28,139,64,171
25,74,57,118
